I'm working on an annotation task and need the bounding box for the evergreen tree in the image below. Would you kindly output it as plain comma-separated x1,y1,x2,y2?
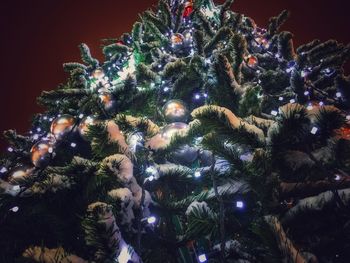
1,0,350,262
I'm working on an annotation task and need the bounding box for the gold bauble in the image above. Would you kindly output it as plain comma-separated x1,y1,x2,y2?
171,33,184,50
162,100,189,123
50,114,76,139
92,68,105,80
78,116,97,140
30,139,54,168
99,93,116,112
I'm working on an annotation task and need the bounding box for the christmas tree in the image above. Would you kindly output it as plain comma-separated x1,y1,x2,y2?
1,0,350,262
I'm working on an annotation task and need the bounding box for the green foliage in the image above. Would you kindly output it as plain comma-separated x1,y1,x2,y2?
314,107,345,143
79,43,99,67
86,123,122,160
185,203,219,240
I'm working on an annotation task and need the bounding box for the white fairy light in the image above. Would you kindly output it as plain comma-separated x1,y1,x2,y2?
194,171,201,178
147,216,156,224
236,201,244,209
0,167,8,173
198,254,207,263
289,99,296,104
195,94,201,100
319,101,324,106
7,147,14,152
48,147,54,154
10,206,19,213
117,246,132,263
271,110,278,116
304,91,309,96
79,113,84,119
311,127,318,135
334,174,341,181
163,87,169,92
70,142,77,148
33,134,39,140
336,92,342,98
346,115,350,121
118,53,136,80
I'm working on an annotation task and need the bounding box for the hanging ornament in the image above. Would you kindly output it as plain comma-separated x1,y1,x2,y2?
8,166,34,184
30,139,55,168
162,100,189,123
78,116,97,140
245,55,258,68
337,126,350,140
171,145,198,166
50,114,76,139
92,68,105,80
99,92,117,112
183,0,193,18
183,30,193,47
127,132,145,152
171,33,184,51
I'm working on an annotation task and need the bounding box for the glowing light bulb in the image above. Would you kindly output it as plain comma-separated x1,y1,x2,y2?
147,216,156,224
198,254,207,263
194,171,201,178
236,201,244,208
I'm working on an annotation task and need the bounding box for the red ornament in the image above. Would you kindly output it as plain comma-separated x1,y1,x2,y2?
183,1,193,17
338,126,350,140
245,55,258,68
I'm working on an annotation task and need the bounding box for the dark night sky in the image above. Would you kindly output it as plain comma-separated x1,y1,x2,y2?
0,0,349,150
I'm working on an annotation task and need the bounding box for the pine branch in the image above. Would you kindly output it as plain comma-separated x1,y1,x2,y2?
79,43,99,67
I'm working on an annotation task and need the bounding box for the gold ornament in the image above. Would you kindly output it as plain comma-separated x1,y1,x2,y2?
30,139,54,168
171,33,184,50
50,114,76,139
162,100,189,123
78,116,97,140
99,92,116,112
92,68,105,80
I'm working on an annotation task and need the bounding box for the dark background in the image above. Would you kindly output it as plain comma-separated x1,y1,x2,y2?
0,0,349,150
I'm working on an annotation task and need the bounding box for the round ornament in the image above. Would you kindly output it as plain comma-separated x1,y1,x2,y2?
171,145,198,166
99,92,117,112
92,68,105,80
78,116,97,140
127,132,145,152
171,33,184,51
50,114,76,139
183,0,194,17
183,30,193,47
161,122,189,140
30,139,55,168
162,100,189,123
245,55,258,68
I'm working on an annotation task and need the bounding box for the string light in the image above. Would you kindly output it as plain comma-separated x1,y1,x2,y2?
236,201,244,209
147,216,157,224
7,147,14,152
194,171,201,178
311,127,318,135
10,206,19,213
198,254,207,263
0,167,8,173
271,110,278,116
